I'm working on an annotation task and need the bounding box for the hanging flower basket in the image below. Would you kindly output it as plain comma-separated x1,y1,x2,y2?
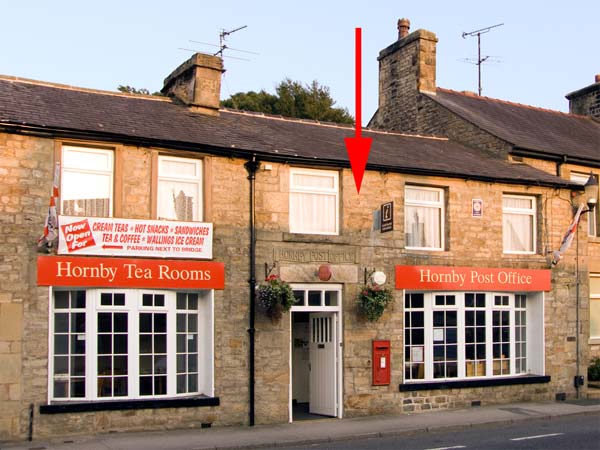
357,284,394,322
257,274,295,322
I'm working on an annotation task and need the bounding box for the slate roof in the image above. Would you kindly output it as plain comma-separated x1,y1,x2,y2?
425,88,600,163
0,76,574,188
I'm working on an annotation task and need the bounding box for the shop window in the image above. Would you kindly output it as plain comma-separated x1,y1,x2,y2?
404,186,444,250
289,168,339,235
50,289,213,401
403,292,542,382
591,275,600,340
502,195,536,254
61,146,113,217
157,156,203,221
571,172,598,237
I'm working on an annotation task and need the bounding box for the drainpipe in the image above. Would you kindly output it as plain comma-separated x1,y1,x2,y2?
244,157,260,426
556,155,568,177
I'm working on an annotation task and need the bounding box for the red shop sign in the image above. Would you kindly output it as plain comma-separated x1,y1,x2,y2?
38,256,225,289
395,265,551,292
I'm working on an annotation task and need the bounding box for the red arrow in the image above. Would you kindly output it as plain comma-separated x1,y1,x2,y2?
344,27,373,194
102,244,123,249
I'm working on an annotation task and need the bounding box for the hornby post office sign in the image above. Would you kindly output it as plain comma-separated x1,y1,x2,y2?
58,216,212,259
38,256,225,289
396,265,551,292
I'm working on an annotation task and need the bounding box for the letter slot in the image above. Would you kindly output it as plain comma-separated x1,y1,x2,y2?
372,340,391,386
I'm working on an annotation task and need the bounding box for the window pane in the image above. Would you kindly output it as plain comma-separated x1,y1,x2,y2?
54,313,69,333
55,292,69,309
503,196,535,253
61,147,112,217
591,299,600,338
289,169,338,235
157,156,202,222
308,291,321,306
290,192,336,234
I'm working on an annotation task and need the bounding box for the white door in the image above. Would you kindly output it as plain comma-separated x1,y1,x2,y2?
309,312,337,416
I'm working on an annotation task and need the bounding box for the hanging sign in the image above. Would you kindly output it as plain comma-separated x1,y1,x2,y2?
381,201,393,233
57,216,212,259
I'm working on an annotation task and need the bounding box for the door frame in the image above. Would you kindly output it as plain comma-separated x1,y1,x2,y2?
288,284,343,422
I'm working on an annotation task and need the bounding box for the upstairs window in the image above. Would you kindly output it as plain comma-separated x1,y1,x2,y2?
61,146,113,217
590,275,600,341
405,186,444,250
157,156,203,222
502,195,536,254
289,168,339,235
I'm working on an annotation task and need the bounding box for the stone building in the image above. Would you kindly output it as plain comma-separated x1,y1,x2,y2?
0,37,594,443
370,19,600,360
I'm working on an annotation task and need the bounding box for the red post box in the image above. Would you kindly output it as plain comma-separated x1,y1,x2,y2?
372,340,391,385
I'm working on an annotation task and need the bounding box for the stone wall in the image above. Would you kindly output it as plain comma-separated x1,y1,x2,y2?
0,134,254,441
0,130,589,441
251,164,585,419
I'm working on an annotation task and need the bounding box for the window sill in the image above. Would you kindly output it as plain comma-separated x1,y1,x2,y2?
589,338,600,345
40,396,219,414
399,375,550,392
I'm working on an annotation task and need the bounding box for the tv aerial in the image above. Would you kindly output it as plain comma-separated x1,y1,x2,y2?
180,25,258,62
461,23,504,96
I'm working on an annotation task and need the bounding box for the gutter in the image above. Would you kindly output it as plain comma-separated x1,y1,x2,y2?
511,147,600,170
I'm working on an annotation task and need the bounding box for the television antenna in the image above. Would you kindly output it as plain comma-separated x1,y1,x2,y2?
461,23,504,96
179,25,258,62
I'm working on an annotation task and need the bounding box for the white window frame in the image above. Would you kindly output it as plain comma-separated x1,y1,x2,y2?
61,145,114,217
502,194,537,255
48,288,214,402
289,168,339,235
404,185,445,251
590,274,600,342
403,291,544,383
157,155,203,222
570,172,598,237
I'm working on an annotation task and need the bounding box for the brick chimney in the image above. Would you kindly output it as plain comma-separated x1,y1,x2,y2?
370,18,438,133
161,53,224,116
566,75,600,121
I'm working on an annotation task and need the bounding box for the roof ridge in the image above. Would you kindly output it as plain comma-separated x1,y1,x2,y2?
435,87,592,120
0,74,170,102
220,108,448,141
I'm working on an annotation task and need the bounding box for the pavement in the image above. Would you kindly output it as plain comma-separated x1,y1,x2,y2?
2,397,600,450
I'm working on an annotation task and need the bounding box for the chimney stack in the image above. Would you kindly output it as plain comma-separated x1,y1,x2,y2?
398,18,410,39
161,53,225,116
371,19,438,133
566,74,600,121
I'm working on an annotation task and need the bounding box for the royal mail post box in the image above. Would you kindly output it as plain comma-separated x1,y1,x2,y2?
372,340,390,385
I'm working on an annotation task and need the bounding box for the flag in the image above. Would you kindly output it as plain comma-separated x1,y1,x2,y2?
38,162,60,247
551,203,585,266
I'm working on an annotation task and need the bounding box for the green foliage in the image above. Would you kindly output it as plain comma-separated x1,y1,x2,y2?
589,357,600,382
257,274,295,321
117,85,164,96
222,78,354,125
357,284,394,322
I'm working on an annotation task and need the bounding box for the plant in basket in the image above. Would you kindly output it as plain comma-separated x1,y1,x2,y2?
257,274,295,321
357,283,394,322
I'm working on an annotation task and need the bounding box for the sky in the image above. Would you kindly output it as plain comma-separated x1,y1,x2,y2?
1,1,598,122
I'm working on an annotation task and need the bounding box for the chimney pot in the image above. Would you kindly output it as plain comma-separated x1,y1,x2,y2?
595,74,600,83
398,18,410,39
